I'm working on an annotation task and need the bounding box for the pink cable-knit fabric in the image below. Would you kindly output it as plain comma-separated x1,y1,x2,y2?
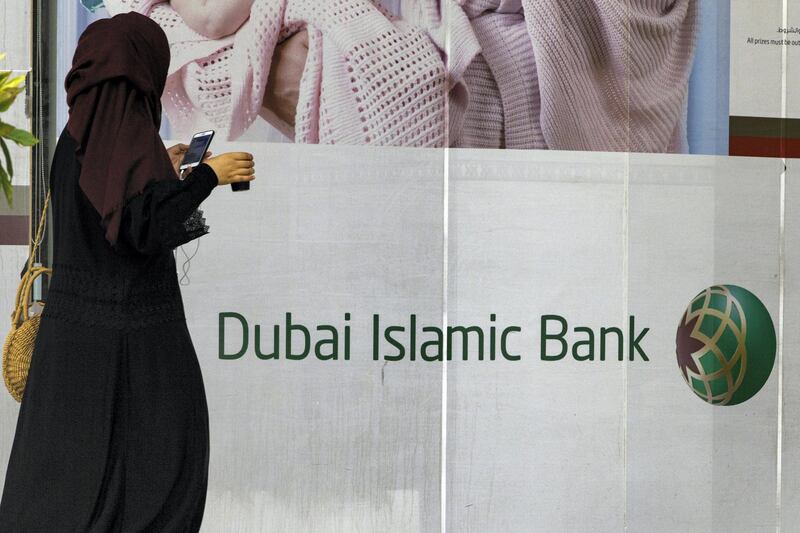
442,0,699,152
105,0,453,146
452,0,542,149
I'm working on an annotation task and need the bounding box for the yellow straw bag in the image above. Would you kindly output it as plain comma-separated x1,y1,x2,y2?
2,191,52,402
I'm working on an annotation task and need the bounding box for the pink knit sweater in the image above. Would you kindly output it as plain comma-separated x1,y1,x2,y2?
105,0,452,146
422,0,699,152
106,0,697,152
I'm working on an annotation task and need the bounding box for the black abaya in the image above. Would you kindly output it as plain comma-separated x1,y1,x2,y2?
0,129,217,532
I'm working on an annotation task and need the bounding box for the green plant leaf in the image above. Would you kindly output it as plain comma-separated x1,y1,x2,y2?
0,73,25,90
1,126,38,147
0,86,24,112
0,121,38,147
0,52,6,62
0,137,12,179
0,163,12,207
0,71,11,86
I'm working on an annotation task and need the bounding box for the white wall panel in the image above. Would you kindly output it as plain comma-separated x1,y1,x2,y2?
179,142,445,532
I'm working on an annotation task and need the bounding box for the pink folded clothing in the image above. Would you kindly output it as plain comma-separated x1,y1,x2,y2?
520,0,698,153
105,0,455,146
455,0,542,149
105,1,697,152
421,0,699,152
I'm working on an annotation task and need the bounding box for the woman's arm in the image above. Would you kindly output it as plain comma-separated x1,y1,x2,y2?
115,163,218,255
115,152,255,255
170,0,255,40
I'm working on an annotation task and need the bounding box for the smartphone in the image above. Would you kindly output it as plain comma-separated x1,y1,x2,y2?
179,130,215,171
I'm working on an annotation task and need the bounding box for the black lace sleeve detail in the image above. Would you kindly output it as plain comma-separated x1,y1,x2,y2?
115,163,217,255
177,208,210,246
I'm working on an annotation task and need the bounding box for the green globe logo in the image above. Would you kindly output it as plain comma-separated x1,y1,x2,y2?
676,285,776,406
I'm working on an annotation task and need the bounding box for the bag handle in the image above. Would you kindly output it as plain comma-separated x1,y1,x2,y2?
10,191,52,327
19,266,52,322
26,190,51,275
11,267,52,328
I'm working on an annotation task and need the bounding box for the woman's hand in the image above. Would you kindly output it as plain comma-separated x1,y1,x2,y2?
167,143,189,176
261,29,309,138
204,152,255,186
167,143,212,177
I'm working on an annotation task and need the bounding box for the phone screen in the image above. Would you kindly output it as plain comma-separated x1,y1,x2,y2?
180,130,215,170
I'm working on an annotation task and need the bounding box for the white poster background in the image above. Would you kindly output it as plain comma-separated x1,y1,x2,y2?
177,143,785,532
0,143,793,531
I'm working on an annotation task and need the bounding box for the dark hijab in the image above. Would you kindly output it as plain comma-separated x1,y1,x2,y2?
65,12,174,245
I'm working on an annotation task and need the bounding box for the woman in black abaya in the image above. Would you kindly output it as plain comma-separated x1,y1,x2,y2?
0,12,254,531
